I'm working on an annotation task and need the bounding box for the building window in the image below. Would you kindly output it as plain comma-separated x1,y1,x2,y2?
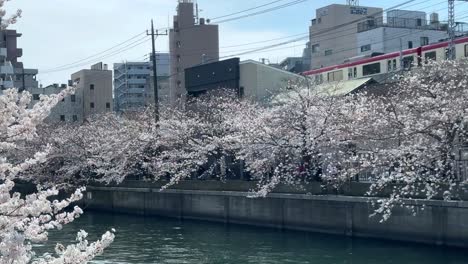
324,49,333,56
312,44,320,53
421,37,429,46
363,62,381,76
106,102,111,109
393,59,397,70
360,44,371,52
90,102,95,108
60,115,65,122
33,94,40,100
90,84,95,90
408,41,413,49
72,115,78,122
71,94,76,102
417,18,422,27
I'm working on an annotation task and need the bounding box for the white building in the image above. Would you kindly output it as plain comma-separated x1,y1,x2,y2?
240,60,303,103
357,11,448,57
114,54,170,112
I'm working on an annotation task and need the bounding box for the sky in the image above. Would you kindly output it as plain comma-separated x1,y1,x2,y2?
4,0,467,86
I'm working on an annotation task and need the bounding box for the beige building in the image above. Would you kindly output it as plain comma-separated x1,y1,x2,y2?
71,62,113,120
169,0,219,104
239,60,303,103
309,4,383,69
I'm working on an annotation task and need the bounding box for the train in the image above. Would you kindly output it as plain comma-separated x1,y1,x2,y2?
301,36,468,83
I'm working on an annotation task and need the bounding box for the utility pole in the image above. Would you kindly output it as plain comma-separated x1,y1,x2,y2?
448,0,468,60
147,20,167,123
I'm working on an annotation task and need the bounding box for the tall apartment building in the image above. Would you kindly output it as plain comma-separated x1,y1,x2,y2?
309,4,383,69
113,53,170,112
169,0,219,104
356,11,448,57
0,29,38,91
70,62,113,120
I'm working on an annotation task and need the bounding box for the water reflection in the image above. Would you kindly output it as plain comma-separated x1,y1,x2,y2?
40,212,468,264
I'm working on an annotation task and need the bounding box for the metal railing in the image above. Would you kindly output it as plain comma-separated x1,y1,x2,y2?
358,17,447,33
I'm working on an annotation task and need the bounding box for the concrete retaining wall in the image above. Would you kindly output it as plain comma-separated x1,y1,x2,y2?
85,186,468,248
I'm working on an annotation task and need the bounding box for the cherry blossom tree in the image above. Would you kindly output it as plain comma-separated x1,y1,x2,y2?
230,81,348,196
0,1,114,262
333,60,468,221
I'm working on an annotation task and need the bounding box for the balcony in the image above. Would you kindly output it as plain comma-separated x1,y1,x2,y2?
127,78,147,85
0,80,14,89
0,63,14,75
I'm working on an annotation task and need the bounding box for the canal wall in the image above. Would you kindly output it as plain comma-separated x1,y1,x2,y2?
85,184,468,248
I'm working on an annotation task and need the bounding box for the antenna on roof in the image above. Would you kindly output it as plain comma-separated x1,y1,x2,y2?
347,0,359,6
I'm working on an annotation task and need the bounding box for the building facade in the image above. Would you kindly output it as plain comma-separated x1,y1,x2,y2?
184,58,303,103
70,62,113,121
356,11,448,57
0,29,38,91
169,0,219,104
309,4,383,70
29,83,83,123
114,54,170,112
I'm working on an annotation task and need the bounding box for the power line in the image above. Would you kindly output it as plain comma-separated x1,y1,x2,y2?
210,0,288,20
41,31,147,72
212,0,311,24
40,36,151,74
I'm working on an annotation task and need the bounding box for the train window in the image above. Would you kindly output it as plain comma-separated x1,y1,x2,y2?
393,59,397,71
465,45,468,57
315,74,323,84
425,51,436,63
387,60,392,72
328,70,343,82
348,67,357,79
403,56,414,70
363,63,381,76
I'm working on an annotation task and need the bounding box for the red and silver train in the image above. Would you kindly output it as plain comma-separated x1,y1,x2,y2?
302,36,468,83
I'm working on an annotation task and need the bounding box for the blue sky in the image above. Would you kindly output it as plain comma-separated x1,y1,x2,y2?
4,0,467,85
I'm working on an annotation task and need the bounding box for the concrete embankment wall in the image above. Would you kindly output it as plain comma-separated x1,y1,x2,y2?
85,185,468,248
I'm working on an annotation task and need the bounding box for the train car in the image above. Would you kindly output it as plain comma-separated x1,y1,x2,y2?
302,36,468,84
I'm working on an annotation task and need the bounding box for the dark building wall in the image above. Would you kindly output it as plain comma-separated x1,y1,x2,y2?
185,58,240,95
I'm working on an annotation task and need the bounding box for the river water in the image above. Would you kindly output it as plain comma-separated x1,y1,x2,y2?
41,212,467,264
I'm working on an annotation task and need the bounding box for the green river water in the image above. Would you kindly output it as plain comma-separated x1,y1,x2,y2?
40,212,468,264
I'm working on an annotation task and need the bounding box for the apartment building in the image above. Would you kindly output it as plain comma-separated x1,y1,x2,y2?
113,53,170,112
71,62,113,120
169,0,219,104
0,29,38,91
309,4,383,69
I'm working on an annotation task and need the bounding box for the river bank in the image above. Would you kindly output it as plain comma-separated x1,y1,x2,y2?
84,182,468,248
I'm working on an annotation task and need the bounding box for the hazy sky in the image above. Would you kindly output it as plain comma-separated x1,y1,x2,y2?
4,0,467,85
